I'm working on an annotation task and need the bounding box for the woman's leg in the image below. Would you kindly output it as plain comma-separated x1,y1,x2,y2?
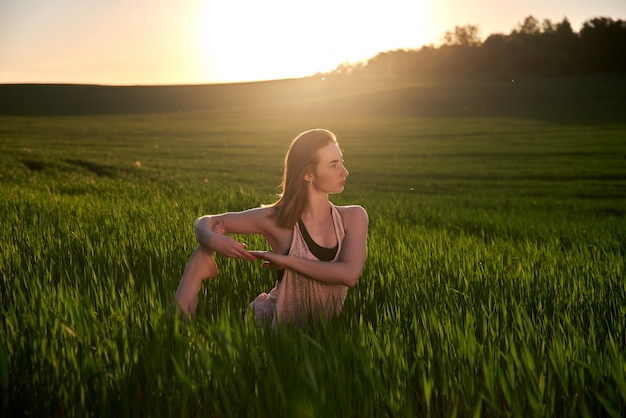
175,244,218,317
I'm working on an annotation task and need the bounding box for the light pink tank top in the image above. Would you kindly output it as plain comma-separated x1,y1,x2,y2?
249,203,347,328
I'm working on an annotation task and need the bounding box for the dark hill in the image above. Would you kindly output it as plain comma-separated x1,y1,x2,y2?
0,79,314,115
1,74,625,123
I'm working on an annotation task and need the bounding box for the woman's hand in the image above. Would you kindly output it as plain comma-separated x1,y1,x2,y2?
206,220,256,261
211,234,256,260
248,251,286,269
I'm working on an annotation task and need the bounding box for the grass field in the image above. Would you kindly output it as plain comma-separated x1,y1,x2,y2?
1,75,626,417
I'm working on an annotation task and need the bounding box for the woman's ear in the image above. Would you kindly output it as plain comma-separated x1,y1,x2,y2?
304,171,314,183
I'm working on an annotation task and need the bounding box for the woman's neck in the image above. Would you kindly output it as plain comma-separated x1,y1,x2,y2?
301,194,331,224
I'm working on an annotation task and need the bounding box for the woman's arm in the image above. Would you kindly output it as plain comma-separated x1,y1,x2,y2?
194,207,274,261
250,206,368,287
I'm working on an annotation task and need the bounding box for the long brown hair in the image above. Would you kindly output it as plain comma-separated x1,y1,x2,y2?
270,129,337,228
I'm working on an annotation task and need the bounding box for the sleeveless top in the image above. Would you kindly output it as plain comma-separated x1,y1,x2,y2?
248,203,347,328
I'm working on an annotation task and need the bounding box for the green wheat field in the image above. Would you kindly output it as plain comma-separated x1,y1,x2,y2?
1,76,626,417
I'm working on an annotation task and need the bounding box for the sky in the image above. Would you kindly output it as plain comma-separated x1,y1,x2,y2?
1,0,625,85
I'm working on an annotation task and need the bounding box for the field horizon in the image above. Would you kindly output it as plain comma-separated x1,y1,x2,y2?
1,73,626,124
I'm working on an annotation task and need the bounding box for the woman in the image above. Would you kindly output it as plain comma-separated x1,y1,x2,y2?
175,129,368,327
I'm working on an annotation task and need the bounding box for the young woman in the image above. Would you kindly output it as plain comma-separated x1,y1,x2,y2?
175,129,368,327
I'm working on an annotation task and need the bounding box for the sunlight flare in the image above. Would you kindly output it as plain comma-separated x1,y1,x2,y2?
195,0,434,82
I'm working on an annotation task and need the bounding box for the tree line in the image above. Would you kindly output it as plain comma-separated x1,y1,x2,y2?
327,16,626,79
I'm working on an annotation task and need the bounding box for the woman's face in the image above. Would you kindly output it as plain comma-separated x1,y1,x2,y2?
311,142,349,194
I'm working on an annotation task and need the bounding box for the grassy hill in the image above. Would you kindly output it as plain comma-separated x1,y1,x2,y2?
1,74,625,123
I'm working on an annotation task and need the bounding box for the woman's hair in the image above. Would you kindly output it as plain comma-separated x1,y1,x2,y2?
270,129,338,228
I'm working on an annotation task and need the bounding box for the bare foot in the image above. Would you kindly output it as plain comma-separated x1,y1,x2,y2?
189,245,218,280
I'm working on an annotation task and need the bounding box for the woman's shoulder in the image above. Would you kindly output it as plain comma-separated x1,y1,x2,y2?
335,204,367,215
335,204,368,225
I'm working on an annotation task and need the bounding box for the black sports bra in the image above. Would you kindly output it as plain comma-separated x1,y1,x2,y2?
277,219,338,281
297,218,339,261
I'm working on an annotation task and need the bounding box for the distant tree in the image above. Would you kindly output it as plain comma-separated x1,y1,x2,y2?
544,18,580,75
554,18,575,37
443,25,482,46
333,59,363,75
515,15,542,35
481,33,514,78
580,17,626,73
506,16,543,74
436,25,482,77
542,19,558,34
504,15,574,76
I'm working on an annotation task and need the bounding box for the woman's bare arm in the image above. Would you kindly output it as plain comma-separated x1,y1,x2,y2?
193,207,275,260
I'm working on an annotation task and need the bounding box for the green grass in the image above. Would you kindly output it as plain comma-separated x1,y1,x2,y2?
1,78,626,417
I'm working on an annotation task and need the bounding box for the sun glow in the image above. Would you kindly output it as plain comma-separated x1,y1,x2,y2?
2,0,624,85
195,0,434,83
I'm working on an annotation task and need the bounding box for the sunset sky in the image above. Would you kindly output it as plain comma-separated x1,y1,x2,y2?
1,0,625,85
